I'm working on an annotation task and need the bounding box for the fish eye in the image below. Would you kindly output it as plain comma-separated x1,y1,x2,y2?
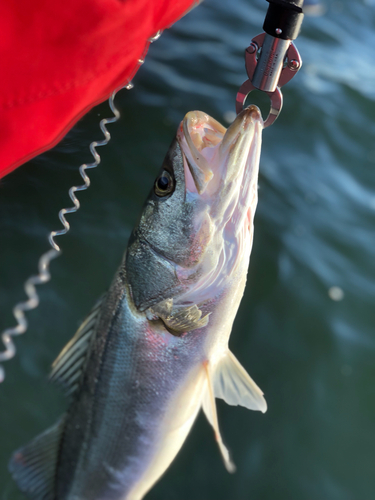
154,170,174,197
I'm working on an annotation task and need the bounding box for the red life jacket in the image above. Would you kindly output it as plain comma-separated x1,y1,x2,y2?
0,0,197,179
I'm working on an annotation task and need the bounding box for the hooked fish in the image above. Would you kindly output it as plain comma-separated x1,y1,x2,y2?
9,105,266,500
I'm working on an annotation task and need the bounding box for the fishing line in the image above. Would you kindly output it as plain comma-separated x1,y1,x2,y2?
0,30,163,383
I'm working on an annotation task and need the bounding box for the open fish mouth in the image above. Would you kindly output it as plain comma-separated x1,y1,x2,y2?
175,106,264,304
177,105,263,197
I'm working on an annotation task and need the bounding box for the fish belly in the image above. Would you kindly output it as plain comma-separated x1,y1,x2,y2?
58,288,207,500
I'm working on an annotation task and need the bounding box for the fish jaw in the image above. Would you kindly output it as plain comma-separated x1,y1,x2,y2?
180,111,226,194
175,106,263,305
178,105,263,201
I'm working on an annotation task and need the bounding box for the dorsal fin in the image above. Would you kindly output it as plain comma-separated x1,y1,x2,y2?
50,295,104,396
8,417,65,500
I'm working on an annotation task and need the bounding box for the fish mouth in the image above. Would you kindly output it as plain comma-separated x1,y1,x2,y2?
174,106,263,305
177,106,263,196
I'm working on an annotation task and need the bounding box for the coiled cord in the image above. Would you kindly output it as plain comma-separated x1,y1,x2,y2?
0,29,163,384
0,87,125,383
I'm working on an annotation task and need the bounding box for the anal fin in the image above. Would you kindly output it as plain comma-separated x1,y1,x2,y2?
9,417,65,500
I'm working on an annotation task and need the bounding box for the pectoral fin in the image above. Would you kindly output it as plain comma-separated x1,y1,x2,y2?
163,304,209,334
149,299,210,336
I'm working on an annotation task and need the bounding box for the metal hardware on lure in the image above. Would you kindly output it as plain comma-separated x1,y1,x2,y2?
236,32,302,127
9,106,266,500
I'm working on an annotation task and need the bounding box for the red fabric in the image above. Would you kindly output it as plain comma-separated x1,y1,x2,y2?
0,0,196,179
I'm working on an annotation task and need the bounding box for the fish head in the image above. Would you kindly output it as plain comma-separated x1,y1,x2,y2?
126,106,263,311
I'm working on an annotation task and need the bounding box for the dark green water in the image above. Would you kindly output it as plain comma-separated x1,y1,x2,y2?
1,0,375,498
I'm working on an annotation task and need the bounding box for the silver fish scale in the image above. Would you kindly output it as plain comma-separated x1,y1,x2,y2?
56,275,206,500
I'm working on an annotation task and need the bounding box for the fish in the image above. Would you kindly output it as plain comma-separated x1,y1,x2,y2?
9,104,266,500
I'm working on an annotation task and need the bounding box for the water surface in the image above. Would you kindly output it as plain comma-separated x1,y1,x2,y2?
1,0,374,498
